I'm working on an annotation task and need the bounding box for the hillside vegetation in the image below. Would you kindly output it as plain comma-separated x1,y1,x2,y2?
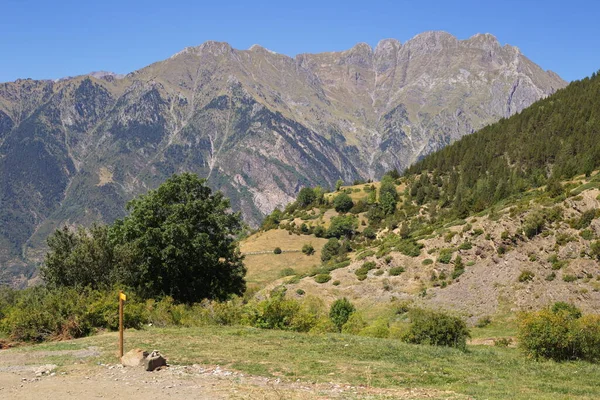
246,72,600,322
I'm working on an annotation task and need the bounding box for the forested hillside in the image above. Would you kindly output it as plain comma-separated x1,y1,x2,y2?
405,71,600,215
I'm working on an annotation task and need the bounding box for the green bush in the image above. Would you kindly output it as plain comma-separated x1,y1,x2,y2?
451,256,465,279
341,313,367,334
591,241,600,260
563,274,578,282
401,308,470,350
327,215,358,239
551,302,582,318
279,268,296,277
359,318,390,338
388,267,405,276
321,238,341,262
580,229,595,240
362,227,377,240
458,241,473,250
572,209,597,230
437,249,453,264
355,261,377,278
422,258,433,265
518,304,600,362
314,274,332,284
245,297,300,330
518,270,535,282
333,193,354,213
296,289,305,295
523,210,545,238
273,247,282,254
329,298,355,331
475,316,491,328
302,243,315,256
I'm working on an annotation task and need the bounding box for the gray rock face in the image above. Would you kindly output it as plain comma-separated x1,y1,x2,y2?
0,32,567,285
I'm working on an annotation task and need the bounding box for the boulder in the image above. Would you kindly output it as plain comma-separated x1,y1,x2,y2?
145,350,167,371
121,348,149,367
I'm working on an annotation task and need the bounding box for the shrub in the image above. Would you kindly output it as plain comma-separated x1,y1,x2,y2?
355,261,377,277
444,231,457,243
333,193,354,213
279,268,296,277
422,258,433,265
362,227,377,240
545,272,556,281
518,304,600,362
341,313,367,334
580,229,595,240
327,215,358,239
245,297,300,330
321,238,341,262
591,241,600,260
332,280,340,286
359,319,390,338
451,256,465,279
313,225,326,238
437,249,453,264
475,316,492,328
563,274,577,282
314,274,332,284
296,289,305,295
388,267,405,276
458,241,473,250
329,298,355,331
309,317,337,334
302,243,315,256
572,209,597,230
296,187,316,208
523,210,545,238
273,247,282,254
551,302,582,318
494,338,513,347
402,308,470,350
356,250,375,260
518,270,535,282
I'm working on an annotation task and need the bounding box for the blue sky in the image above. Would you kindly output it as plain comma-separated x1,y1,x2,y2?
2,0,598,82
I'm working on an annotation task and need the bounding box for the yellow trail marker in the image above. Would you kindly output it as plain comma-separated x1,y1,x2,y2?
118,291,126,359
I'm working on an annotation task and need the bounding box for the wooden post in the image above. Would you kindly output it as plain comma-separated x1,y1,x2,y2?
118,290,124,359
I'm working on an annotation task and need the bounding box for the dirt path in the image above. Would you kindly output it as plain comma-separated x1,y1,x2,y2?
0,347,467,400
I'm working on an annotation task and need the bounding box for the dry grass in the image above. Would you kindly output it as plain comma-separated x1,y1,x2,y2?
240,230,328,286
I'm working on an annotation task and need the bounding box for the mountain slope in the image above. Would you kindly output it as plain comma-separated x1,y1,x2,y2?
0,32,565,284
244,71,600,320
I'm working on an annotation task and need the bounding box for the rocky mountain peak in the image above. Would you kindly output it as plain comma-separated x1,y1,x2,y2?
404,31,459,53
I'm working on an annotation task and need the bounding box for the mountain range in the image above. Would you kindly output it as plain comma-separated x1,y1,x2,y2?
0,31,566,285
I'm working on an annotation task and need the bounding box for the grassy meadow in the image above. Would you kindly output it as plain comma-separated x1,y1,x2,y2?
5,325,600,400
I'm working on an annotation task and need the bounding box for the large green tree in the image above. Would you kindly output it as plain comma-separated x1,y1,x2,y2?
42,173,246,303
42,224,115,290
